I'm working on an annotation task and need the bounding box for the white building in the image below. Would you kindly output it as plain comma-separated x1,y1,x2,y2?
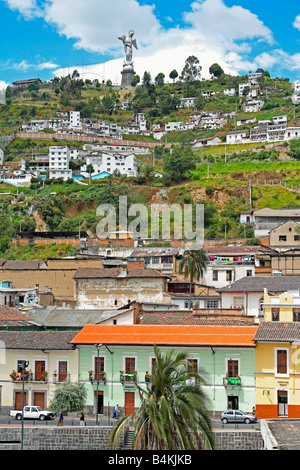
0,149,4,166
81,152,138,178
242,100,264,113
294,81,300,93
180,97,196,108
223,88,236,96
69,111,81,130
226,130,248,145
49,146,72,180
285,127,300,140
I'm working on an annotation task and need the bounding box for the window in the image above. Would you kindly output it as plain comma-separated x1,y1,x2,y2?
206,300,219,309
58,361,68,382
293,309,300,322
272,308,279,321
34,361,46,381
94,356,105,381
187,359,198,373
234,297,244,309
276,349,288,375
295,236,300,242
227,359,239,377
226,271,232,282
247,270,252,277
125,357,136,381
212,270,218,281
279,236,287,242
184,300,193,309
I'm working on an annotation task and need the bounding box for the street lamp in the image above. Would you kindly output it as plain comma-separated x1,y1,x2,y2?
94,344,102,426
21,360,29,451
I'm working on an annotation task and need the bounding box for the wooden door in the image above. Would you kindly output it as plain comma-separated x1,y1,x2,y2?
15,391,27,410
34,392,45,409
58,361,67,382
35,361,45,381
125,392,135,416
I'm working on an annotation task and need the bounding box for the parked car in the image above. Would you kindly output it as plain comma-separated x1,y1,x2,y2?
220,410,257,424
10,406,54,421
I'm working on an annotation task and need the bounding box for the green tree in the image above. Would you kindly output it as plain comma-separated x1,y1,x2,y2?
169,69,178,83
131,75,140,87
179,249,207,309
288,139,300,160
163,146,196,184
48,382,87,425
181,56,202,83
209,63,224,79
109,345,215,450
155,73,165,88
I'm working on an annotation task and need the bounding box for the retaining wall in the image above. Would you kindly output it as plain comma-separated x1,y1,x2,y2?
0,427,264,451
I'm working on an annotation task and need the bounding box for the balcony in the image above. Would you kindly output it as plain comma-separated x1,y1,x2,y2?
10,371,48,383
53,372,71,383
120,372,137,385
88,372,107,385
223,376,241,388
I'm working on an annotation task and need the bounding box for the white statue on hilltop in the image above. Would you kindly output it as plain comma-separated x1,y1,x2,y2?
118,30,138,68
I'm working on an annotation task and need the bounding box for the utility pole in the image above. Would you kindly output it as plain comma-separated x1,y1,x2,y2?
249,175,252,209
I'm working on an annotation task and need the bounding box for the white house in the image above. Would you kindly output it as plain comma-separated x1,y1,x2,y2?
236,117,257,126
226,130,248,145
223,88,236,96
69,111,81,130
242,100,265,113
294,81,300,93
285,127,300,140
49,146,72,181
191,136,222,149
180,97,196,108
81,152,138,178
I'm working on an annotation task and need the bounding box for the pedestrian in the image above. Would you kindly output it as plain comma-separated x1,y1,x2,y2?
57,411,64,426
80,411,85,426
116,404,120,420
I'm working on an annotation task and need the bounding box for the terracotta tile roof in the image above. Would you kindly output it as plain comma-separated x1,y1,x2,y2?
73,267,168,279
71,324,258,347
254,322,300,342
139,311,250,326
0,330,77,349
1,260,46,270
0,306,43,327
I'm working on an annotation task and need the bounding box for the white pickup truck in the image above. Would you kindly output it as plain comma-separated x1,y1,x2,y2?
10,406,54,421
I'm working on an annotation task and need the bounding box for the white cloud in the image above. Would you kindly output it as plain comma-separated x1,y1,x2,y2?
36,61,59,70
293,14,300,31
3,0,277,83
2,0,42,19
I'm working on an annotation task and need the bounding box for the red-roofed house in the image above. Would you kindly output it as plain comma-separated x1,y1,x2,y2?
71,324,257,418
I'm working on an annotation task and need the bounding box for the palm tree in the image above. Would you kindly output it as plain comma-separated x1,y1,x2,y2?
178,248,207,309
109,345,215,450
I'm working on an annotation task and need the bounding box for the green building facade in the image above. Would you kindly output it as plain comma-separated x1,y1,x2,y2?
76,344,256,418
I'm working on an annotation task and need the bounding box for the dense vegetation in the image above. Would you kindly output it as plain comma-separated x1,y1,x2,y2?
1,60,300,258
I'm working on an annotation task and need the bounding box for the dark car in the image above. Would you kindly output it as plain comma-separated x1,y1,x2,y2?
221,410,257,424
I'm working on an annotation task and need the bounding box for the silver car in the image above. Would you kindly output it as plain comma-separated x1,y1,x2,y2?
221,410,257,424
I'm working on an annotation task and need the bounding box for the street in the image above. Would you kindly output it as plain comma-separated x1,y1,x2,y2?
0,414,260,431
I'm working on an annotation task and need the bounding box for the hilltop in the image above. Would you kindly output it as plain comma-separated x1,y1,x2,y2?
0,66,300,259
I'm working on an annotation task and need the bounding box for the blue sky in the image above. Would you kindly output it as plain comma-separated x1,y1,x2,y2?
0,0,300,89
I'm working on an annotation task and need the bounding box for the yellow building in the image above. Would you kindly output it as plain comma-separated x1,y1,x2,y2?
0,330,78,413
254,289,300,419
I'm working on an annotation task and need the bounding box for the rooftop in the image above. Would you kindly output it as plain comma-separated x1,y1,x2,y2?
217,276,300,293
254,322,300,342
0,330,77,350
71,324,258,347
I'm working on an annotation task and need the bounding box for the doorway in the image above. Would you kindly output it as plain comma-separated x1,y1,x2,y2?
278,390,288,417
228,396,239,410
125,392,135,416
15,391,27,410
34,392,45,409
94,391,104,414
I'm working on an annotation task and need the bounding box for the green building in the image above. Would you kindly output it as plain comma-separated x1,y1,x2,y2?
71,324,258,418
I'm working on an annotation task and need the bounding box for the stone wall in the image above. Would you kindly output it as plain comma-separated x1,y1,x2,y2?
0,427,264,451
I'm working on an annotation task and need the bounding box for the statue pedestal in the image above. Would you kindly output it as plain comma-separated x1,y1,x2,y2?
121,67,136,88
